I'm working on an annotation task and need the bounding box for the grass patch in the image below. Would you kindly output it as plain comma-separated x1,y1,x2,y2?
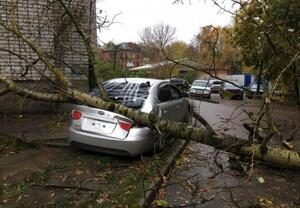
0,180,29,205
0,135,37,154
29,168,52,184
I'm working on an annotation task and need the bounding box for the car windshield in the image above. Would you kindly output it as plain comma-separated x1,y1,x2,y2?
90,81,151,108
192,80,209,87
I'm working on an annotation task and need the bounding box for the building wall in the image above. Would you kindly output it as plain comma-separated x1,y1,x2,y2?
0,0,96,81
0,0,96,113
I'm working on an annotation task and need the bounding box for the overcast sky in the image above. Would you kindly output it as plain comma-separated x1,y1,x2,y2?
96,0,233,45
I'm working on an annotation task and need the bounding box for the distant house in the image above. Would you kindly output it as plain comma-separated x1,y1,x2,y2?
101,42,144,69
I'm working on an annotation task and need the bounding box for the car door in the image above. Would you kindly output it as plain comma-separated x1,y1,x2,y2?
156,83,188,122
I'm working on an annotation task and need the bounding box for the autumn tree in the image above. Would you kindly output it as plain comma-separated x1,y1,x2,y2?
194,25,243,73
166,41,189,60
232,0,300,100
139,23,176,61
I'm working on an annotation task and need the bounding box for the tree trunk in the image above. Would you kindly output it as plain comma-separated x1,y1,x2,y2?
293,63,300,105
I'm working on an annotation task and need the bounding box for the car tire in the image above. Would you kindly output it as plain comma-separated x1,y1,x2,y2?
208,94,211,99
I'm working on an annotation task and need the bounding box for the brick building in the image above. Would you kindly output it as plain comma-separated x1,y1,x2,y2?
101,42,144,69
0,0,96,113
0,0,96,81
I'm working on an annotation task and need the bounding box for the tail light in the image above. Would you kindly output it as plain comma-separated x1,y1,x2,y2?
71,111,82,120
118,120,132,131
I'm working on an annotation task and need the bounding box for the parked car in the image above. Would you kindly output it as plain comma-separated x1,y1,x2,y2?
209,79,223,93
246,83,264,99
69,78,191,156
220,81,244,100
169,78,190,93
189,80,211,99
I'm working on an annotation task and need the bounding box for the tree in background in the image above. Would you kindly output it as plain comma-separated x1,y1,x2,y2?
166,41,189,60
139,23,176,61
232,0,300,101
193,25,243,73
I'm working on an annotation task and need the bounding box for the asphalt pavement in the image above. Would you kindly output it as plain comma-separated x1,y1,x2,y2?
157,94,300,207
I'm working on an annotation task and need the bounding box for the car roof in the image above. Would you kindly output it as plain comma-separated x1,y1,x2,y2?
105,78,161,86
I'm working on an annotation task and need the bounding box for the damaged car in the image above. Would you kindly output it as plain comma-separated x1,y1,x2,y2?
69,78,191,156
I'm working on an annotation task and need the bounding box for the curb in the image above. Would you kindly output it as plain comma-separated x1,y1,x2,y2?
139,139,189,207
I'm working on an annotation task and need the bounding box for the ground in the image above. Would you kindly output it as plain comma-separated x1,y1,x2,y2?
0,114,177,207
157,94,300,207
0,95,300,207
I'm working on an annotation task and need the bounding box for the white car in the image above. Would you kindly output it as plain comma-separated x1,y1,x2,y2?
69,78,191,156
189,80,211,99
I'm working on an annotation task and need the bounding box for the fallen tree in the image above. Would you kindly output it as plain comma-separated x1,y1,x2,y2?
1,75,300,170
0,0,299,172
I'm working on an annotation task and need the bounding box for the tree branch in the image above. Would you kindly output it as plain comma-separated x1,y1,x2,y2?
0,75,70,103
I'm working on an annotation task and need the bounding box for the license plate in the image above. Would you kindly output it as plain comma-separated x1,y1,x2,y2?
82,118,116,134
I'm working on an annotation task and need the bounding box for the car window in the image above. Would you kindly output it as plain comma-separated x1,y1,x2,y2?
212,80,223,85
170,85,182,100
158,84,182,102
158,84,172,102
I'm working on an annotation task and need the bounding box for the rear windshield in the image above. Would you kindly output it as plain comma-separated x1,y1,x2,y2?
90,81,151,108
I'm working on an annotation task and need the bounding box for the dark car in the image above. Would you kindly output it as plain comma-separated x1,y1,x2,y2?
169,78,190,92
220,81,244,100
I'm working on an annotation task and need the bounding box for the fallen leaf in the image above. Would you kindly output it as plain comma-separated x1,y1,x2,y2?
258,176,265,184
152,199,169,207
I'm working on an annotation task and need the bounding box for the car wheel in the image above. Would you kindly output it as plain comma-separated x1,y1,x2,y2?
208,94,211,99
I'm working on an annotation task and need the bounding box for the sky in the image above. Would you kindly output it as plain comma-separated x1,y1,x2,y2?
96,0,233,45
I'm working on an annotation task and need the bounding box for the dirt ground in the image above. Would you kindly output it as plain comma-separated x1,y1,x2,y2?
1,97,300,207
0,114,174,207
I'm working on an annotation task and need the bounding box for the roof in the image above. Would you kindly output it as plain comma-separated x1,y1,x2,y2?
129,59,188,71
105,78,161,86
103,42,141,52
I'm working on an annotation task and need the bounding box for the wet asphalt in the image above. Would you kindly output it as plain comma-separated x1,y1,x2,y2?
158,94,300,207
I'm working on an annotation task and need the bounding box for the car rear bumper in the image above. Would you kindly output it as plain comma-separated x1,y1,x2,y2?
68,126,157,156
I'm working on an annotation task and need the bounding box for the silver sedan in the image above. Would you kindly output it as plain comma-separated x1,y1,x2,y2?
68,78,190,156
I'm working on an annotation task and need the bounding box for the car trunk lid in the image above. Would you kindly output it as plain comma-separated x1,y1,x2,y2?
71,105,133,140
